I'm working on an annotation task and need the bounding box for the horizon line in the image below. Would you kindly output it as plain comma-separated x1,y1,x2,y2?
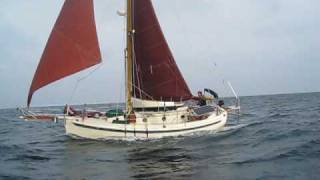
1,90,319,110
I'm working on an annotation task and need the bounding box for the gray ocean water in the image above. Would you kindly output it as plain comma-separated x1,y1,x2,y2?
0,92,319,180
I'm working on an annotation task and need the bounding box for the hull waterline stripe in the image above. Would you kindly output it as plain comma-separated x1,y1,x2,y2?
72,120,222,134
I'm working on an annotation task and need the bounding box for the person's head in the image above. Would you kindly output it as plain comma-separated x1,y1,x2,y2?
197,91,203,96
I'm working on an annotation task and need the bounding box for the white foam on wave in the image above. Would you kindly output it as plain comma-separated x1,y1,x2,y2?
220,123,249,132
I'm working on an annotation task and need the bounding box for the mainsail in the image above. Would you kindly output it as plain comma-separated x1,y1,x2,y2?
132,0,193,102
27,0,101,106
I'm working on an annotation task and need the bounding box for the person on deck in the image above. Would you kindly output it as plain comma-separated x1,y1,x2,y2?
197,91,207,106
64,105,76,116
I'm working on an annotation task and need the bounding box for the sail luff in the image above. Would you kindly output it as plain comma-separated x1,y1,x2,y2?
27,0,101,107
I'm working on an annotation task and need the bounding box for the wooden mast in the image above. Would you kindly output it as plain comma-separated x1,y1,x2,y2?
126,0,133,113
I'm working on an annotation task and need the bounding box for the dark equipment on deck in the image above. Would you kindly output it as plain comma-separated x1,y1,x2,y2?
204,88,219,99
193,105,216,115
218,100,225,107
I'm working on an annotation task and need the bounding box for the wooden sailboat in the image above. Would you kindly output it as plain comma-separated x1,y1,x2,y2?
26,0,228,140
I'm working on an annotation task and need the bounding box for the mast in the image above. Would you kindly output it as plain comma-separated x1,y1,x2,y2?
126,0,134,113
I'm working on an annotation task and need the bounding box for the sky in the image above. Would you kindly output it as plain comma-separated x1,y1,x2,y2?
0,0,319,109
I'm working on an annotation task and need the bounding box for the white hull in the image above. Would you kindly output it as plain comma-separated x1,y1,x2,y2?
65,106,228,140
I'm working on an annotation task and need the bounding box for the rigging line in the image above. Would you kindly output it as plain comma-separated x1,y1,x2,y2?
68,63,103,104
131,0,142,99
210,62,231,98
198,59,221,95
132,38,136,98
116,56,125,113
113,0,127,113
132,32,143,99
116,0,127,112
171,1,194,58
129,81,154,100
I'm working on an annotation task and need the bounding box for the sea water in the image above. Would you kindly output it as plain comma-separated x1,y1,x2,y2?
0,93,319,179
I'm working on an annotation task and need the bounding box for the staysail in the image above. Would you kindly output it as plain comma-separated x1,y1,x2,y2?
132,0,193,101
27,0,101,106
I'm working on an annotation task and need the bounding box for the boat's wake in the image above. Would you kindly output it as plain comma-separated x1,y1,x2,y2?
220,123,249,132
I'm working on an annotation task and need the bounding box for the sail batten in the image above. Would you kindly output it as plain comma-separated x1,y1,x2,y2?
133,0,193,102
27,0,101,107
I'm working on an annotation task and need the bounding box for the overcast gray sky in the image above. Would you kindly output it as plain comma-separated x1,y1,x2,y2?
0,0,319,109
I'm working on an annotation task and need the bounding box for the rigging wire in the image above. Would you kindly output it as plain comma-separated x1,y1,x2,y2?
171,1,231,100
114,0,127,114
129,81,154,100
68,63,103,105
131,0,143,99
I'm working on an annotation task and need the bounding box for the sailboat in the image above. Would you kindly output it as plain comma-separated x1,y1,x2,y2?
25,0,230,140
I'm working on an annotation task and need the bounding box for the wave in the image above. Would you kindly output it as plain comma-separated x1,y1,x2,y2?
268,113,291,119
221,123,249,132
252,128,314,149
92,158,118,163
7,154,50,162
0,175,31,180
243,121,265,128
0,129,10,135
229,138,320,165
240,113,257,118
0,144,23,153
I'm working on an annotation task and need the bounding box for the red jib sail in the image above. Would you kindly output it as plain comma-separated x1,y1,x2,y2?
27,0,101,106
133,0,193,101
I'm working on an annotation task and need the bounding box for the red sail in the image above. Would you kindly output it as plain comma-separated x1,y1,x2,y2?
133,0,193,101
27,0,101,106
